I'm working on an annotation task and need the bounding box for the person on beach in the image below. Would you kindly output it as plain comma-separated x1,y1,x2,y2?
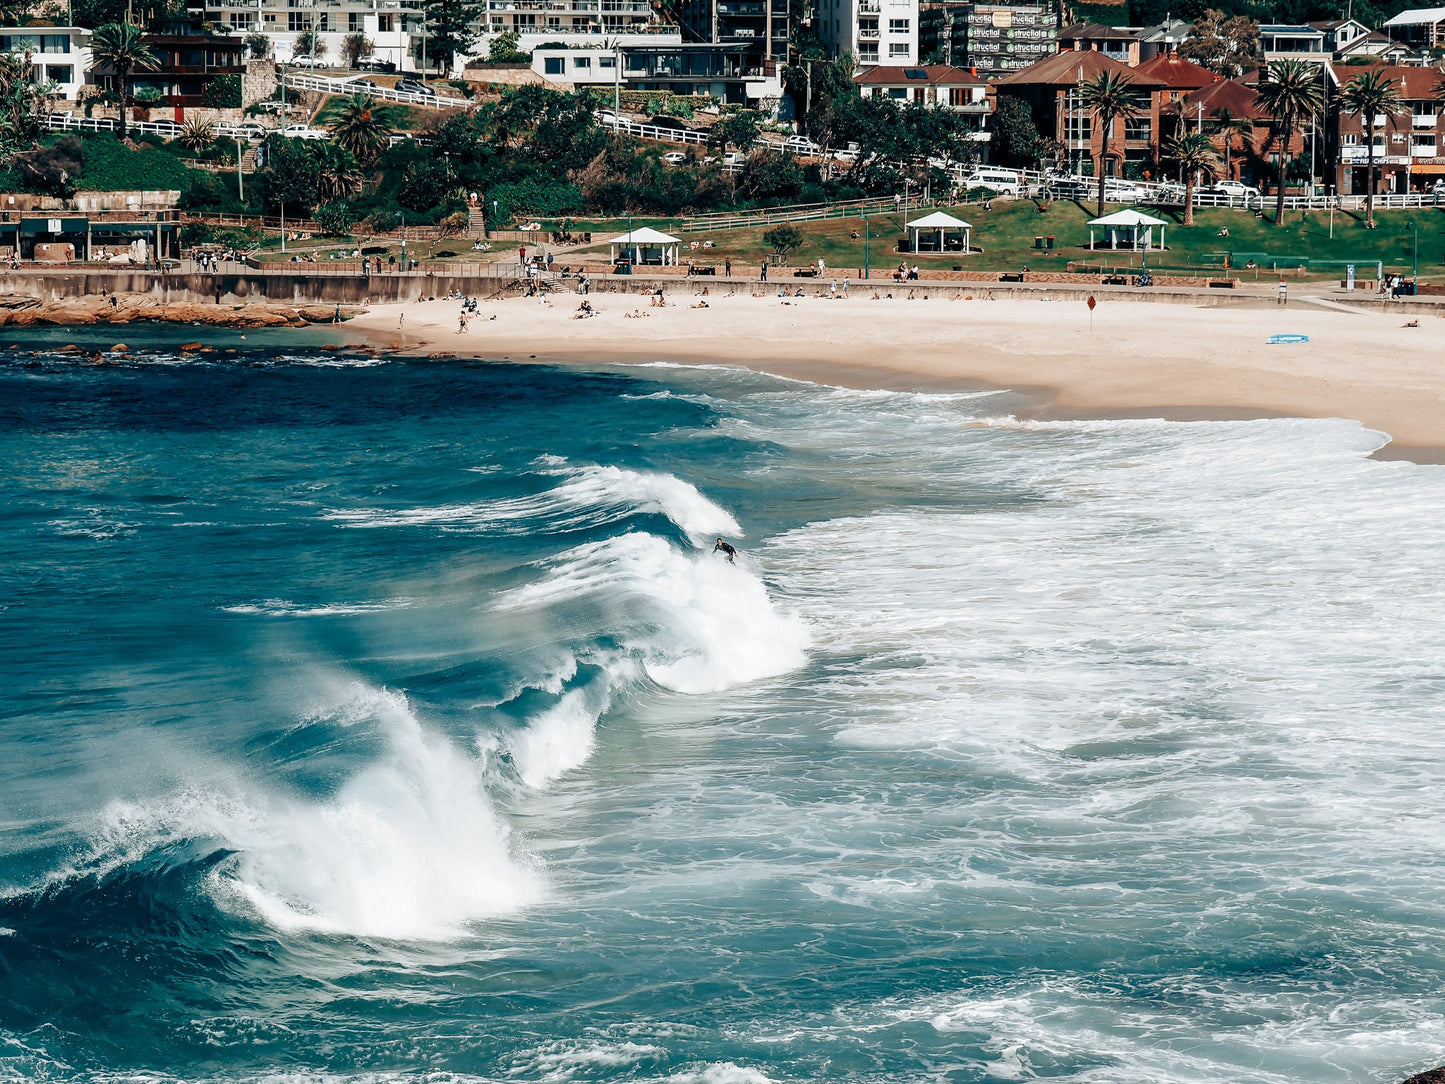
334,304,341,323
760,263,768,282
725,257,732,277
714,538,736,563
398,312,405,329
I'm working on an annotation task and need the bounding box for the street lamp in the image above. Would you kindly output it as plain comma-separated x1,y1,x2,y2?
863,214,869,279
1409,217,1418,280
236,136,244,201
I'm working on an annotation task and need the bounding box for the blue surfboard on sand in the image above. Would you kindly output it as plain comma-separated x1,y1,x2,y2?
1267,333,1310,344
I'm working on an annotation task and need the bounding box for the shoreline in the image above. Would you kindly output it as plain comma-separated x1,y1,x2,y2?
344,290,1445,463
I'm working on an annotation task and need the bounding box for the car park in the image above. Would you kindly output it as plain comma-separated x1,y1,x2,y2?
395,77,435,96
289,54,327,69
283,123,329,140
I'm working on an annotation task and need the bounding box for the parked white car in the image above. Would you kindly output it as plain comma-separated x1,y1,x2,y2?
289,54,327,69
229,121,269,141
721,150,748,167
833,143,859,163
1103,180,1149,202
662,150,688,165
1208,180,1260,203
282,123,329,140
782,135,821,155
961,167,1022,196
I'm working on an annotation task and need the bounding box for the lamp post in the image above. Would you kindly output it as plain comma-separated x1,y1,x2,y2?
236,136,244,200
863,214,869,279
1409,217,1418,280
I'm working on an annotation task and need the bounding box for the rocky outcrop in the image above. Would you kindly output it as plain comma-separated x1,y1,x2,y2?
0,293,360,328
1403,1069,1445,1084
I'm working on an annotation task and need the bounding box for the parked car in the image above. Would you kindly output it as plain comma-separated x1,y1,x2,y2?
782,134,821,155
595,108,621,125
344,78,378,92
1103,180,1149,202
961,167,1022,196
721,150,748,167
282,123,329,140
229,121,269,141
354,55,397,72
289,54,327,69
833,143,859,162
395,77,435,96
662,151,688,165
647,115,692,132
1208,179,1260,203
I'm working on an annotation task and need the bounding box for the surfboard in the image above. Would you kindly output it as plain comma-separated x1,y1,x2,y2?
1267,334,1310,345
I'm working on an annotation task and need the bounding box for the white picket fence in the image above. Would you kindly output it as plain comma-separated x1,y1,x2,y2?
599,114,712,146
283,72,471,110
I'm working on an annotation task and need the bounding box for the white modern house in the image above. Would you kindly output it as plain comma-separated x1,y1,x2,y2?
812,0,918,67
0,26,92,101
186,0,425,72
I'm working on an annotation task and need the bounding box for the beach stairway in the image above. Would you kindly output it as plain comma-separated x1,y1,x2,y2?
240,147,258,173
468,208,486,239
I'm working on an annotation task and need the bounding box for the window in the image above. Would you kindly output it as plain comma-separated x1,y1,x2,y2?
573,55,590,68
888,86,906,98
1123,116,1150,141
45,64,73,84
858,43,878,61
949,86,967,106
229,13,250,28
599,55,614,67
264,12,277,24
317,14,328,31
1342,133,1358,144
378,13,393,31
888,41,908,55
544,56,564,74
888,17,908,31
288,12,312,31
349,12,360,31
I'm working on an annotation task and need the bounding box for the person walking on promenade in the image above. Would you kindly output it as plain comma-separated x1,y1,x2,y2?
760,262,768,282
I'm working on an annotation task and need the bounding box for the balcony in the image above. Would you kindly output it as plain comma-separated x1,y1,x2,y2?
857,26,879,38
1413,113,1438,128
1413,143,1437,157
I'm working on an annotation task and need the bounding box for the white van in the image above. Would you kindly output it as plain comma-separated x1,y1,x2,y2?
962,168,1021,196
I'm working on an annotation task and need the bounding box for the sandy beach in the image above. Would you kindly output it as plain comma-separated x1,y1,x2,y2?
347,287,1445,458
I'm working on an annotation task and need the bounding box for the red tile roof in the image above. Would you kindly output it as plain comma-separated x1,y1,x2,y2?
1135,52,1219,89
994,49,1166,88
1329,62,1443,97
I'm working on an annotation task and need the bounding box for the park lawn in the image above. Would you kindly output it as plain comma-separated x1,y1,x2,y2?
560,201,1445,282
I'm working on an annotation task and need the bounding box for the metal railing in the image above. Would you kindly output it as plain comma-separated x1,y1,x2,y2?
284,71,471,109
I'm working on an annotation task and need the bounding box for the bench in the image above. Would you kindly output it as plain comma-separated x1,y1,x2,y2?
694,265,717,276
1101,275,1129,285
999,272,1025,282
1208,280,1236,289
793,268,818,277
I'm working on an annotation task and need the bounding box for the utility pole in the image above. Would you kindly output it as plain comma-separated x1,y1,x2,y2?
236,136,244,200
863,214,869,278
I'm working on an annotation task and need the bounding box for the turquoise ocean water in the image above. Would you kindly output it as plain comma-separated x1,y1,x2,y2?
1,331,1443,1084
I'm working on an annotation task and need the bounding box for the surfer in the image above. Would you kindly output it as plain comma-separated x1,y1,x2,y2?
714,538,736,563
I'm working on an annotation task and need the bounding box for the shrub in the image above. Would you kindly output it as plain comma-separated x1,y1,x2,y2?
203,75,242,109
315,201,359,236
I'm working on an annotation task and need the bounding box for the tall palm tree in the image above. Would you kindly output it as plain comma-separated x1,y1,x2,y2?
1253,59,1323,225
1210,106,1255,182
1165,131,1222,226
329,94,391,163
91,22,159,140
1079,70,1144,218
1340,69,1402,228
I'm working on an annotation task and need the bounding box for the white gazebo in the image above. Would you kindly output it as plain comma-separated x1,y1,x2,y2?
1088,209,1167,252
607,227,681,267
906,211,973,254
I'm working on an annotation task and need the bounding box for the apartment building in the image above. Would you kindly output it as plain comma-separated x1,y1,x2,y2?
189,0,423,72
486,0,661,48
918,3,1058,74
0,26,91,100
90,18,246,108
1332,62,1443,193
677,0,789,69
811,0,917,66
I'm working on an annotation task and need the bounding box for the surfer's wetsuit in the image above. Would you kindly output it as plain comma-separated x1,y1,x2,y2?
714,539,737,563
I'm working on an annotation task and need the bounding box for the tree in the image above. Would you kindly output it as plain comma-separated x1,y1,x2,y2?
246,32,272,59
1254,59,1322,224
0,50,43,161
315,201,359,236
1180,10,1259,79
486,29,529,64
178,115,217,154
762,223,803,261
1164,131,1221,226
330,93,392,163
1340,69,1401,228
295,28,325,59
13,135,84,196
1079,70,1143,218
1210,106,1254,182
420,0,486,74
712,108,760,156
90,21,160,139
340,32,373,68
991,92,1047,169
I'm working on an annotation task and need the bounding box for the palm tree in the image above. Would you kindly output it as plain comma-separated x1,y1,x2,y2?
91,22,159,140
1340,69,1402,228
1079,70,1144,218
329,93,391,163
312,143,365,202
1210,106,1255,182
178,115,216,154
1165,131,1222,226
1253,59,1322,225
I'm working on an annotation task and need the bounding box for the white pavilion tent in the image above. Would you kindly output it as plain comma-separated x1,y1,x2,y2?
906,211,973,254
607,227,682,267
1088,209,1167,252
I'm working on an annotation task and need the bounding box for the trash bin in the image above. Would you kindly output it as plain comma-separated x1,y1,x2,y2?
1045,236,1055,250
613,262,631,276
1033,236,1044,250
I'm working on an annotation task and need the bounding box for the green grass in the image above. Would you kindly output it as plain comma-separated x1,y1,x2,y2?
64,132,207,193
559,201,1445,281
